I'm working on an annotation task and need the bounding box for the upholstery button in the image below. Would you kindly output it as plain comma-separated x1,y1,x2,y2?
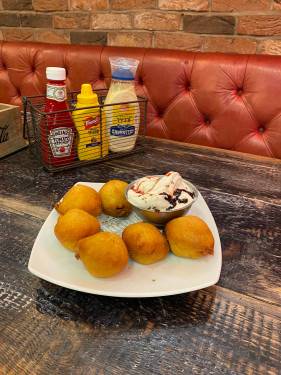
237,89,243,96
258,126,265,133
158,112,163,118
186,84,190,91
139,77,143,85
205,119,211,125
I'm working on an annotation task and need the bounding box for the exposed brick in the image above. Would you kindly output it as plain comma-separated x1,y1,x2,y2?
54,13,89,29
70,0,109,10
91,13,132,30
261,39,281,55
109,31,152,47
154,32,202,51
35,29,70,43
134,12,181,31
183,15,235,34
273,0,281,10
159,0,208,11
112,0,156,9
212,0,270,11
238,16,281,36
1,0,281,57
5,28,34,41
70,31,107,45
20,13,53,28
33,0,68,11
0,12,20,27
204,37,258,54
2,0,33,10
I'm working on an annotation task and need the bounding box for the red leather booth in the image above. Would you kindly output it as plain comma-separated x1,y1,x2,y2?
1,41,281,159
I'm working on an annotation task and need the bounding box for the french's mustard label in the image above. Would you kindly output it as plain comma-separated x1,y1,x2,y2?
84,115,100,130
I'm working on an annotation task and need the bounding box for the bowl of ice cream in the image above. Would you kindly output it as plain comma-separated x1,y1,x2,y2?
125,171,198,226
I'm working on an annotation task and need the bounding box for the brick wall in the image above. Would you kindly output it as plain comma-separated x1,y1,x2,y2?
1,0,281,54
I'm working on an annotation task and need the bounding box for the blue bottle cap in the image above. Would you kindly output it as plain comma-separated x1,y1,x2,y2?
112,68,135,81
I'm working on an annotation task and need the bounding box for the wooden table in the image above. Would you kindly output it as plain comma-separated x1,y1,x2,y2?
1,137,280,375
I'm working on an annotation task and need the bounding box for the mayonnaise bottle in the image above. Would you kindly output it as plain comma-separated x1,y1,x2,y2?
73,84,108,160
104,57,140,152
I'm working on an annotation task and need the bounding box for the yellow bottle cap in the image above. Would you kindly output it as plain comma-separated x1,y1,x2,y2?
77,83,99,105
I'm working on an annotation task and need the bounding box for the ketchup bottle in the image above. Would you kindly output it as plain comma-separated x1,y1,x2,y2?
41,67,76,167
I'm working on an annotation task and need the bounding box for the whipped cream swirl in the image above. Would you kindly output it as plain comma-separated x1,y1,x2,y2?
127,172,195,211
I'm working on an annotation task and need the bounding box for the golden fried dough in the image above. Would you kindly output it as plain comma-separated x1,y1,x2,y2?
76,232,129,277
99,180,131,217
54,208,101,251
165,216,214,258
55,184,102,217
122,222,170,265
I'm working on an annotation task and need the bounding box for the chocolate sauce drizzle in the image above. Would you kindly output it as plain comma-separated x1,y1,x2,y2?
159,188,194,211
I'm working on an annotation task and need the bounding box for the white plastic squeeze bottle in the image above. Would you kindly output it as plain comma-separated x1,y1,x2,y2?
104,57,140,152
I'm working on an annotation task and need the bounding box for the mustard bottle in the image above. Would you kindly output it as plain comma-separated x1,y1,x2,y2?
73,84,108,160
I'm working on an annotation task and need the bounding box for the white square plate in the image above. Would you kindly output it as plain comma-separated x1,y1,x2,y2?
28,182,222,298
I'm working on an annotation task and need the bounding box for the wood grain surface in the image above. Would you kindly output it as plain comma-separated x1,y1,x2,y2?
0,137,281,375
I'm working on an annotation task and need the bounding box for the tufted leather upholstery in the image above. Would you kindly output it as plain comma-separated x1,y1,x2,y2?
1,41,281,159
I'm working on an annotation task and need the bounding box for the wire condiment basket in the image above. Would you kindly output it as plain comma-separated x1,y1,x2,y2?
22,89,148,172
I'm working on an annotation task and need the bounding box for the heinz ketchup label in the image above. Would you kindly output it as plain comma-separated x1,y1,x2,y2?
48,127,74,157
46,84,67,102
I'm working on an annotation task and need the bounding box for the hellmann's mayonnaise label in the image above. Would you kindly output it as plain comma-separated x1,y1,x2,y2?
110,104,135,137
